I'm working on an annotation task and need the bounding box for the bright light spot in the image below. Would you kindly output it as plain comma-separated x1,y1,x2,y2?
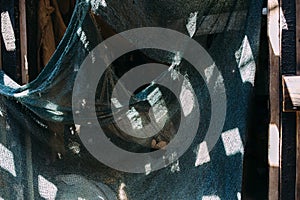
118,183,128,200
195,141,211,167
0,196,4,200
44,101,58,111
172,51,182,66
97,196,104,200
237,192,241,200
91,0,107,10
202,195,221,200
180,79,194,117
90,50,96,63
152,100,168,123
147,87,162,106
78,198,86,200
204,64,215,83
147,87,168,123
163,152,178,166
13,90,29,98
236,36,256,86
81,99,87,107
47,110,64,116
0,143,16,177
38,175,57,200
280,8,288,30
169,52,182,79
221,128,244,156
1,11,16,51
126,107,143,130
77,27,89,50
268,124,280,167
214,74,224,91
170,160,180,173
145,163,151,175
111,98,123,108
0,111,3,117
186,12,198,37
2,73,20,89
75,124,81,134
43,102,64,115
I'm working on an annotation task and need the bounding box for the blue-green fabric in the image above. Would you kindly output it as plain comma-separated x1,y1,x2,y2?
0,0,262,199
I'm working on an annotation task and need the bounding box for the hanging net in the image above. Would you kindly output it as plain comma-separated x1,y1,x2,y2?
0,0,262,199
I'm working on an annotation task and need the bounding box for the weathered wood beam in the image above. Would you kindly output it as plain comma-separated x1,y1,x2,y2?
0,34,2,70
282,76,300,112
19,1,34,199
19,0,28,84
295,0,300,198
268,0,281,199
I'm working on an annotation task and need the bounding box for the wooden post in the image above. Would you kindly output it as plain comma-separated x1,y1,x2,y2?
295,0,300,198
19,0,28,84
19,0,34,199
268,0,281,199
0,34,2,70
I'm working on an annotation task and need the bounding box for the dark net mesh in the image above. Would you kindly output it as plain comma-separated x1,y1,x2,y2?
0,0,262,199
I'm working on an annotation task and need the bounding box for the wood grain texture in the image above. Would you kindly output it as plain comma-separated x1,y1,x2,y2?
296,0,300,198
19,0,28,84
268,0,281,199
283,76,300,111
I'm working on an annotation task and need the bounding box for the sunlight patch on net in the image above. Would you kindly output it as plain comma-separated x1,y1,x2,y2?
180,78,194,117
38,175,57,200
202,195,221,200
204,64,215,84
237,192,242,200
0,143,16,177
221,128,244,156
126,107,143,130
145,163,151,175
13,90,29,98
236,35,256,86
195,141,211,167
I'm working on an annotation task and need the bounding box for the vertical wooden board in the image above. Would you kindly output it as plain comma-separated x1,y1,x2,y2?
26,0,38,81
268,0,281,199
19,0,28,84
297,0,300,75
0,34,2,70
296,0,300,198
297,112,300,199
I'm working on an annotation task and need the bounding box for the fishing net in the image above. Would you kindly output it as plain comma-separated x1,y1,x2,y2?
0,0,262,199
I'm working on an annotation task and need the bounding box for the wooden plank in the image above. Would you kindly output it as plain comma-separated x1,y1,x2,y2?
297,0,300,75
297,110,300,200
282,76,300,111
268,0,281,56
19,0,28,84
268,0,281,199
19,1,34,199
0,34,2,70
295,0,300,198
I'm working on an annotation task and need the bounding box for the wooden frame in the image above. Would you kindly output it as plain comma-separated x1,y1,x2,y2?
19,0,28,84
295,0,300,198
282,75,300,112
268,0,281,199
